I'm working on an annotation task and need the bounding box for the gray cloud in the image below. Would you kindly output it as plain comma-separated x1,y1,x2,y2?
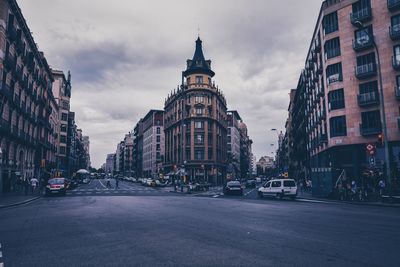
19,0,322,167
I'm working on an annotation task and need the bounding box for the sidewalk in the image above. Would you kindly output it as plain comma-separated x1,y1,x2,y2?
297,191,400,208
0,191,42,209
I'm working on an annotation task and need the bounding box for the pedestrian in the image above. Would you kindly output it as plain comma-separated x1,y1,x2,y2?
30,177,39,194
115,177,119,189
106,176,111,189
378,179,385,197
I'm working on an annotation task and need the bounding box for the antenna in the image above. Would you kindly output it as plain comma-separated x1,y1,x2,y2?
197,25,200,37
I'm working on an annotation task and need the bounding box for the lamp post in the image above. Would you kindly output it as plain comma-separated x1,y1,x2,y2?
354,20,392,190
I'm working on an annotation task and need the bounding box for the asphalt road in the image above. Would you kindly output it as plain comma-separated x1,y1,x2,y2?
0,181,399,267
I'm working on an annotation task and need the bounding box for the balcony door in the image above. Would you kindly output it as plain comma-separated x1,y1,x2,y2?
394,45,400,62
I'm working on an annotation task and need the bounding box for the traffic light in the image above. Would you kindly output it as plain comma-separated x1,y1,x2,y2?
377,133,383,147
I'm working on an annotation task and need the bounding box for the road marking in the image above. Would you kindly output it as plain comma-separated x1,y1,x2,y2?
245,188,256,196
0,250,2,257
98,180,107,189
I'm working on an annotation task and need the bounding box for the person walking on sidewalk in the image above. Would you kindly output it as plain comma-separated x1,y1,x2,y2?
30,177,39,194
378,179,386,198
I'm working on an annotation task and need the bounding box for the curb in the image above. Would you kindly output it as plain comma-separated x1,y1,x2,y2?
0,195,41,209
297,196,400,208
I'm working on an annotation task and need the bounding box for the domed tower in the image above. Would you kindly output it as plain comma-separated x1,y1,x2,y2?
164,37,227,185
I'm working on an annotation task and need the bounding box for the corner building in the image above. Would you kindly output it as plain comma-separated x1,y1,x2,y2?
292,0,400,196
164,38,227,185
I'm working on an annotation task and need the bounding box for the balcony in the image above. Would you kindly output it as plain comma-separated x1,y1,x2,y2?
327,73,342,84
395,86,400,100
388,0,400,11
390,25,400,40
360,123,382,136
392,57,400,70
3,53,16,71
350,7,372,25
355,63,376,79
353,36,374,51
357,91,379,107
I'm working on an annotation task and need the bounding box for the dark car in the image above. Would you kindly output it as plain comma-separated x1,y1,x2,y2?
45,178,67,196
224,181,243,195
245,179,256,188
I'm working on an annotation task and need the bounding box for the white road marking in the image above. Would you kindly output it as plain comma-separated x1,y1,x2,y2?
296,198,333,204
98,180,107,189
0,263,3,267
245,188,256,196
0,251,2,257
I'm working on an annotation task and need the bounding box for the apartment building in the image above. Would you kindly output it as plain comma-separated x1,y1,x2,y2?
164,37,228,185
290,0,400,196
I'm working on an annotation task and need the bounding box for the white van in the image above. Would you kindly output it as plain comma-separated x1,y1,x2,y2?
258,179,297,200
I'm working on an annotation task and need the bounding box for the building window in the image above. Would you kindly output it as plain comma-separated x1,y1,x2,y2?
60,124,67,132
357,52,375,67
329,116,347,137
391,14,400,34
328,89,345,111
359,80,378,95
208,77,211,85
195,134,204,144
61,113,68,121
323,12,338,35
195,121,204,129
195,149,204,160
352,0,371,15
156,144,160,151
62,100,69,109
326,62,342,84
196,76,203,84
59,146,66,155
196,108,203,115
354,25,373,46
156,135,160,142
187,77,191,85
361,110,381,130
394,45,400,62
195,95,204,103
60,135,67,143
156,127,160,134
324,37,341,59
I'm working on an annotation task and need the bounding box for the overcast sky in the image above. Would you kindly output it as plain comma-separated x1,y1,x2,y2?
18,0,322,168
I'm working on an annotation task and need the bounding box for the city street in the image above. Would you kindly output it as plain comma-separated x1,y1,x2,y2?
1,184,399,267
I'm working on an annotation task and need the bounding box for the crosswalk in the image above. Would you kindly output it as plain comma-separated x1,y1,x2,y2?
66,187,171,196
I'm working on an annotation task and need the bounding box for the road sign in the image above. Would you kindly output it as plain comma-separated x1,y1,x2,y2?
366,143,376,156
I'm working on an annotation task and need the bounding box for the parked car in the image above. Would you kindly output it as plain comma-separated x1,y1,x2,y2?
255,177,262,183
224,181,243,195
245,179,256,188
258,179,297,200
45,178,67,196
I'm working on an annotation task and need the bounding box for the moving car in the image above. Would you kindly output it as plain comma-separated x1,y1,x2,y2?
45,178,67,196
224,181,243,195
258,179,297,200
245,179,256,188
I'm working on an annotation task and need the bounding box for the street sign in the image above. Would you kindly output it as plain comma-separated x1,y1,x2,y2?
366,143,376,156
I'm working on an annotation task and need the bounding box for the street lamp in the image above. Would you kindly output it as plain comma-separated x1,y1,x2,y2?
354,20,392,190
